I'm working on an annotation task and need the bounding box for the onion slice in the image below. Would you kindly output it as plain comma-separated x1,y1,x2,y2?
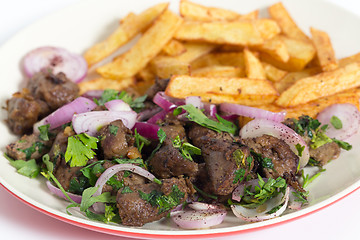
185,96,204,109
92,163,157,213
72,110,137,136
171,208,227,229
23,46,87,83
133,122,160,140
231,179,290,222
46,181,82,204
34,97,97,132
153,92,177,111
317,103,360,140
104,99,131,112
240,119,310,168
220,103,286,122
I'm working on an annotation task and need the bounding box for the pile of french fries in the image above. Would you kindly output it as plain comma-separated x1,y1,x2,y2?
80,0,360,119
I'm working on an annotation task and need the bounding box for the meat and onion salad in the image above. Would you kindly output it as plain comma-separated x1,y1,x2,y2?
3,46,359,229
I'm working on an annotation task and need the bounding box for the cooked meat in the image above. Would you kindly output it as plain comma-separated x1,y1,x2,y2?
7,92,42,135
27,71,79,110
189,125,253,195
309,142,340,166
6,133,53,160
99,120,135,159
116,177,188,226
145,78,170,100
149,144,199,178
243,134,299,180
99,161,146,194
160,124,187,145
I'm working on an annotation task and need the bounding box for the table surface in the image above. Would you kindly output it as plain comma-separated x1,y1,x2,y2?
1,0,360,239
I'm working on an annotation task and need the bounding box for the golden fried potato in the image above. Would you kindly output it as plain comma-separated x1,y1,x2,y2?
191,66,244,78
262,62,287,82
310,27,338,71
274,67,321,93
339,52,360,67
84,3,168,66
78,77,135,95
165,75,278,105
276,62,360,107
191,52,245,70
174,19,280,46
151,56,190,79
97,10,183,79
252,36,289,62
244,48,266,79
268,2,310,42
161,39,187,56
260,35,316,71
136,64,156,82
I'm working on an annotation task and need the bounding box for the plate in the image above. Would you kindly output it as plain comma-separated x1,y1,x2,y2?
1,0,360,239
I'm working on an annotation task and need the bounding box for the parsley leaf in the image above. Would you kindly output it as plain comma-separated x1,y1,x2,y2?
295,143,305,157
172,135,201,161
134,129,151,153
332,138,352,150
18,141,47,160
65,133,99,167
148,129,167,161
174,104,237,135
330,116,342,129
7,157,40,178
251,150,274,169
38,124,50,141
301,168,326,188
233,168,246,184
80,187,116,212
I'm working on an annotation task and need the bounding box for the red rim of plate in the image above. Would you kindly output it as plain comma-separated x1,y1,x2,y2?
1,181,359,239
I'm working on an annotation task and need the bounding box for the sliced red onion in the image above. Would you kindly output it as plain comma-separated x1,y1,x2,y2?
104,100,131,112
33,97,97,132
220,103,286,122
171,208,227,229
46,181,82,204
185,96,204,109
23,46,87,83
231,179,290,222
137,107,162,122
188,202,222,211
288,188,303,211
92,163,156,213
72,110,137,136
240,119,310,168
204,104,217,118
316,103,360,140
147,109,168,124
133,122,160,140
81,90,104,100
220,114,238,121
153,92,177,111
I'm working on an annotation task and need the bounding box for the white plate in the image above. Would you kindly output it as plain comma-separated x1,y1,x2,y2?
1,0,360,238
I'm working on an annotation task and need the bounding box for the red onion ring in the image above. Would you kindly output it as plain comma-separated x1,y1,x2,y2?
72,110,137,136
153,92,177,111
92,163,156,213
185,96,204,109
23,46,87,83
240,119,310,168
33,97,97,132
316,103,360,140
133,122,160,140
204,104,217,118
220,103,286,122
137,107,162,122
171,208,227,229
147,109,168,124
188,202,222,211
46,181,82,204
231,178,290,222
104,99,131,112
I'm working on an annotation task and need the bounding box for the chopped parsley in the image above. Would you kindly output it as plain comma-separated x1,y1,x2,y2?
233,168,246,184
330,116,342,129
147,129,167,161
138,185,185,214
6,155,40,178
94,89,147,112
18,141,47,160
301,168,326,188
295,143,305,157
174,104,237,135
332,138,352,150
65,133,99,167
134,129,151,153
38,124,50,141
172,135,201,161
121,186,133,194
109,125,119,136
113,158,146,169
251,150,274,169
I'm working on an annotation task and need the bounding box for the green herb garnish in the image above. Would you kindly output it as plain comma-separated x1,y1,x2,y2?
38,124,50,141
65,133,99,167
330,116,342,129
172,135,201,161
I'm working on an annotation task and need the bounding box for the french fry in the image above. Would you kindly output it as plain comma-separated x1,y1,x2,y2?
244,48,266,79
191,52,245,70
78,77,135,95
260,35,316,71
262,62,287,82
268,2,310,42
84,3,168,66
274,67,321,93
161,39,186,56
239,10,259,20
151,56,190,79
174,19,280,46
310,27,338,71
165,75,278,105
252,36,289,62
174,42,216,63
338,52,360,67
136,64,156,82
97,10,183,79
276,62,360,107
192,66,244,78
179,0,242,21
